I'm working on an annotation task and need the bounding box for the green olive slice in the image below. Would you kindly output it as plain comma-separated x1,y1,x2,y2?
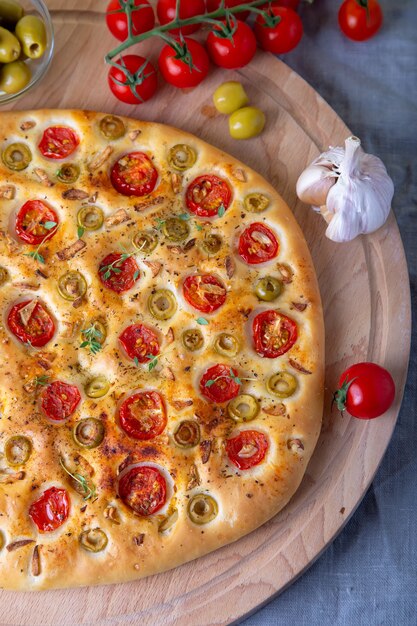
162,217,190,242
2,142,31,171
267,372,298,398
99,115,126,140
4,435,32,466
57,271,87,301
56,162,80,184
188,494,218,525
254,276,283,302
182,328,204,352
73,418,105,448
132,229,158,254
227,395,260,422
213,333,240,358
79,528,108,553
0,266,9,286
168,144,197,171
200,233,222,255
85,376,110,399
77,205,104,231
173,420,200,449
244,192,270,213
148,289,177,321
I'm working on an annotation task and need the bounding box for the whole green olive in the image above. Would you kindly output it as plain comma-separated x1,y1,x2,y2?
0,59,30,94
254,276,283,302
0,1,24,28
15,15,46,60
229,106,266,140
0,25,20,63
213,81,248,114
148,289,177,321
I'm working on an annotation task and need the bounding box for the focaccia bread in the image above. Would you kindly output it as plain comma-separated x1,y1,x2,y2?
0,110,324,590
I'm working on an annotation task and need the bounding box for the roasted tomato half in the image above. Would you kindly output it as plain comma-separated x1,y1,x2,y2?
7,300,55,347
118,465,167,516
119,323,160,363
252,310,297,358
119,391,167,440
41,381,81,422
226,430,269,470
200,363,241,403
15,200,59,245
110,152,158,196
186,175,232,218
29,487,70,532
183,274,227,314
99,253,140,293
38,126,80,159
238,222,279,264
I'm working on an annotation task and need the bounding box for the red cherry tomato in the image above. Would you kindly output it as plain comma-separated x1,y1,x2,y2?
99,253,140,293
119,391,167,440
158,37,210,89
108,55,157,105
29,487,70,532
261,0,300,10
206,19,257,69
15,200,58,245
183,274,227,314
334,362,395,419
338,0,383,42
252,310,297,358
7,300,55,347
238,222,279,264
157,0,205,34
41,381,81,422
118,465,167,516
206,0,250,21
38,126,79,160
106,0,155,41
226,430,269,470
200,364,240,403
254,6,303,54
119,323,160,363
186,174,232,218
110,151,158,196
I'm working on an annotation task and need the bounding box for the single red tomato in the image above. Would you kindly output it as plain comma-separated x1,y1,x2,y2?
7,300,55,347
158,37,210,88
261,0,300,10
206,0,250,21
15,200,58,245
238,222,279,264
108,55,157,105
99,253,139,293
118,465,167,515
207,19,257,69
106,0,155,41
226,430,269,470
110,151,158,196
29,487,70,532
252,310,297,358
338,0,383,41
334,362,395,419
40,381,81,422
183,274,227,314
38,126,79,159
157,0,205,34
119,391,167,440
254,6,303,54
119,323,160,363
186,174,231,217
200,364,241,403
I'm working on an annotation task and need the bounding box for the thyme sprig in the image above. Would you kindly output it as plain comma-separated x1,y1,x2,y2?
205,368,256,388
59,458,97,501
24,222,58,265
80,324,103,355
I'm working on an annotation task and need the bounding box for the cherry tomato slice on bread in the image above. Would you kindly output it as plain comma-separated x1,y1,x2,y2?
119,391,167,440
99,253,140,293
238,222,279,264
119,323,160,363
7,300,55,347
38,126,79,160
226,430,269,470
200,364,241,403
186,174,232,218
41,381,81,422
106,0,155,41
15,200,58,245
334,362,395,419
183,274,227,314
29,487,70,532
118,465,166,516
110,152,158,197
253,310,297,358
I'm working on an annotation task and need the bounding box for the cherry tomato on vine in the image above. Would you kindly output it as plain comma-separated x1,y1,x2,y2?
333,362,395,419
254,6,303,54
156,0,205,35
338,0,383,42
106,0,155,41
108,55,157,104
158,37,210,89
206,0,250,21
206,19,257,70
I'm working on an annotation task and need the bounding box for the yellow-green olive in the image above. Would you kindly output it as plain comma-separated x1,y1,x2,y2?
213,81,248,114
158,509,178,533
85,376,110,399
0,59,31,93
57,271,87,302
148,289,177,321
4,435,32,466
213,333,240,358
267,372,298,398
188,494,218,525
182,328,204,352
15,15,46,60
244,192,270,214
200,233,222,255
229,106,266,140
73,418,105,448
2,142,31,171
0,266,9,286
254,276,283,302
79,528,108,553
99,115,125,140
227,394,260,422
0,1,24,28
132,229,159,254
0,25,21,63
77,205,104,231
162,217,190,242
56,162,80,184
168,144,196,171
173,420,200,449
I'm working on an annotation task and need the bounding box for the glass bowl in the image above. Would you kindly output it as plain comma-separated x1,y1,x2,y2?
0,0,54,105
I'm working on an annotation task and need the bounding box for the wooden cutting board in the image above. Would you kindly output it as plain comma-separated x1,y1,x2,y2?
0,2,411,624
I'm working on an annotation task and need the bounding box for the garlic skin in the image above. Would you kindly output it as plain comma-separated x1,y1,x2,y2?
296,136,394,243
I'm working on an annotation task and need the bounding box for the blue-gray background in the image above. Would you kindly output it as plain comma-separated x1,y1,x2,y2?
242,1,417,624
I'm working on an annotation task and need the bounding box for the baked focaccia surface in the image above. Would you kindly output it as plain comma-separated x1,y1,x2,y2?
0,110,324,590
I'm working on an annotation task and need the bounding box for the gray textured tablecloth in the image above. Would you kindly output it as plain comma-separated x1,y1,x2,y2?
242,1,417,624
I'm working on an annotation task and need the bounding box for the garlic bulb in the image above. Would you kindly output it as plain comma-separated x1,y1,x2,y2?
296,136,394,242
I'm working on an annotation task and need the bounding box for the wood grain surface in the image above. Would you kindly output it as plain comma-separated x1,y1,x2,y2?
0,2,411,624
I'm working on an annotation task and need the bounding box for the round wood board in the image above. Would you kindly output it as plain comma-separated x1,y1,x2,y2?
1,3,411,624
